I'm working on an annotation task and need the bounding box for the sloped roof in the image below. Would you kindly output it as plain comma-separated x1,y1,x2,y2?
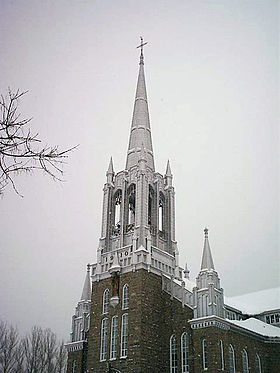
225,287,280,314
230,317,280,338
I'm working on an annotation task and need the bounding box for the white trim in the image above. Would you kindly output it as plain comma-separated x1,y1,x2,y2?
229,344,236,373
202,339,208,370
169,334,178,373
220,340,224,370
110,316,118,360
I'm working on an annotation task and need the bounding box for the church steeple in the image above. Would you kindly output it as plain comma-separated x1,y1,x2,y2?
80,264,91,301
126,38,155,171
193,228,225,319
200,227,215,270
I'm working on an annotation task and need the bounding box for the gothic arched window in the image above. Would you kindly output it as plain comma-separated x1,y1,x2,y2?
220,340,225,370
159,192,165,233
110,316,118,360
100,317,108,361
229,345,236,373
113,190,122,235
255,354,262,373
103,289,110,314
72,360,77,373
120,313,128,357
128,184,136,225
170,334,178,373
148,185,155,226
181,332,190,373
242,349,249,373
202,339,208,370
122,284,129,310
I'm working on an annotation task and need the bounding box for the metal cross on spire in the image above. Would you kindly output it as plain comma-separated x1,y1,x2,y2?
137,37,148,65
137,37,148,53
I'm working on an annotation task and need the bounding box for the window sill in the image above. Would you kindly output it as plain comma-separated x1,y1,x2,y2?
120,356,127,359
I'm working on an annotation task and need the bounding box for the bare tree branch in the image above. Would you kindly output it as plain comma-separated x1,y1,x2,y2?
0,89,78,196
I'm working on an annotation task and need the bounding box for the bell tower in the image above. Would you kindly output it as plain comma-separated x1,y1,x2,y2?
92,38,181,283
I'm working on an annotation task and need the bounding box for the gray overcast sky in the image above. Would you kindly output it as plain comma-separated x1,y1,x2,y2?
0,0,279,339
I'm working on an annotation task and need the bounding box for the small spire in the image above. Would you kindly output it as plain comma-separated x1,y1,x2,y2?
165,159,172,177
106,157,114,183
184,261,190,280
80,264,91,301
200,227,215,270
107,157,114,174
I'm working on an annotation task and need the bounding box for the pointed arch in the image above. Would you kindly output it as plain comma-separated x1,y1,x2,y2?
72,360,77,373
229,344,236,373
220,340,224,370
255,354,262,373
113,189,122,235
102,288,110,314
148,184,155,227
242,349,249,373
122,284,129,310
181,332,190,373
159,192,165,233
127,183,136,226
110,315,118,360
170,334,178,373
120,313,128,358
100,317,109,361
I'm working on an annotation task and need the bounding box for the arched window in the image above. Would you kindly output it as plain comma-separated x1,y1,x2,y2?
202,339,208,370
103,289,110,314
255,354,262,373
148,185,155,226
159,193,165,232
120,313,128,357
100,318,108,361
122,284,129,310
229,345,236,373
170,334,178,373
220,340,224,370
110,316,118,360
242,349,249,373
113,190,122,235
181,332,190,373
128,184,136,225
72,360,77,373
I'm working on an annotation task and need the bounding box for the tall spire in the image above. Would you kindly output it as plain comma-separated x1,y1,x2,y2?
126,38,155,171
200,227,215,270
80,264,91,301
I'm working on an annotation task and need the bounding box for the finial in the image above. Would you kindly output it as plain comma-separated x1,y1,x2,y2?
204,227,209,238
165,159,172,177
136,36,148,65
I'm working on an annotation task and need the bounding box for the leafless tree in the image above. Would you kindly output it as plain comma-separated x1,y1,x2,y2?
22,326,67,373
0,89,77,196
0,321,67,373
0,321,22,373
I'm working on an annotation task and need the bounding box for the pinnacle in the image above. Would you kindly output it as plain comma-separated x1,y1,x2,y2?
80,265,91,301
200,228,215,271
165,159,172,177
107,156,114,174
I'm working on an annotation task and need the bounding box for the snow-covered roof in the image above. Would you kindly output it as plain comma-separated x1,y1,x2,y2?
225,287,280,314
230,317,280,338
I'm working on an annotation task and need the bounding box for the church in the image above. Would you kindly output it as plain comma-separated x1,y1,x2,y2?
65,41,280,373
